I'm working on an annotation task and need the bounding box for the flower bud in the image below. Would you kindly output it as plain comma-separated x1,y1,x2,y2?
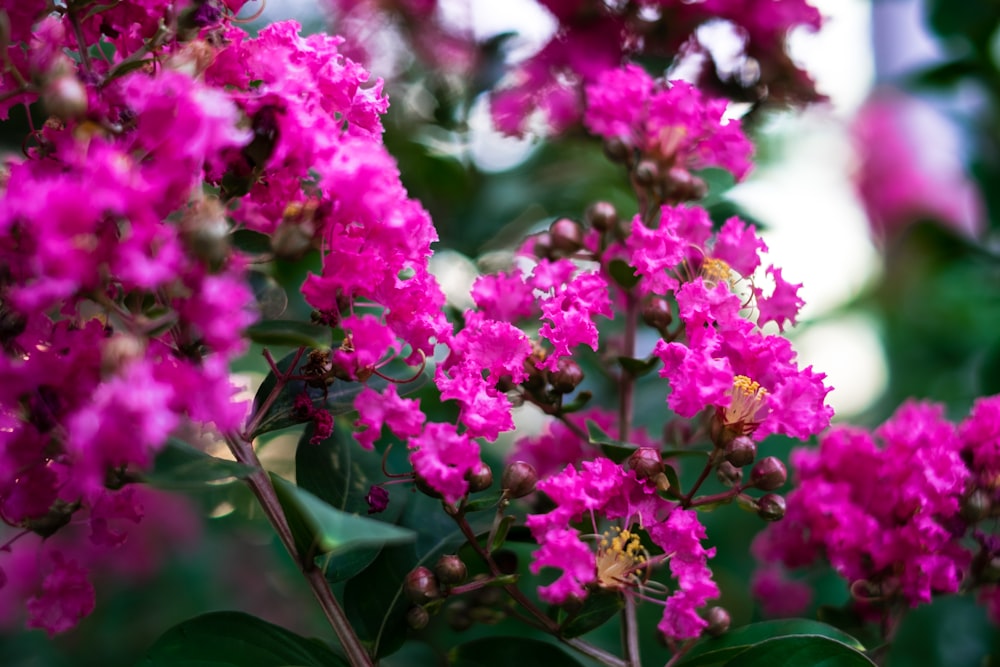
757,493,786,522
549,218,584,254
750,457,787,491
531,231,553,260
586,201,619,232
501,461,537,498
603,137,630,164
663,166,707,202
641,296,672,333
961,489,991,523
704,606,731,637
180,196,230,271
101,334,145,377
550,357,584,394
41,72,88,121
634,159,659,187
627,448,664,481
724,436,757,468
434,554,468,586
466,461,493,493
406,605,430,630
366,485,390,514
404,566,441,604
447,601,473,631
716,461,743,487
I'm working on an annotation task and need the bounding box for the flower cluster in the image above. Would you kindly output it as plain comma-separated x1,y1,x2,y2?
0,0,459,634
491,0,823,136
752,397,1000,621
526,457,719,640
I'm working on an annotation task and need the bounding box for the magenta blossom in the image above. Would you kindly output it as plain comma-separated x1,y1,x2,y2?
527,457,719,641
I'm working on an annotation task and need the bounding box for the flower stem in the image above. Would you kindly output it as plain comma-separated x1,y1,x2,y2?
680,450,721,508
224,432,374,667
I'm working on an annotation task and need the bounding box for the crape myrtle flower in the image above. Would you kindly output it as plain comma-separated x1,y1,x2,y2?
526,457,719,641
752,401,973,615
616,204,830,441
490,0,823,137
584,65,753,182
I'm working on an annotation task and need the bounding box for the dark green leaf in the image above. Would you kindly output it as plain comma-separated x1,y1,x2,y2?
140,611,347,667
143,438,256,490
560,390,593,414
678,619,866,667
490,515,515,552
296,423,404,582
270,473,414,561
608,259,640,289
718,635,875,667
617,356,658,377
586,421,634,450
450,637,584,667
600,442,635,463
558,590,623,638
908,58,980,90
249,350,428,439
246,320,331,349
232,229,273,254
662,464,682,498
660,449,712,460
464,492,503,513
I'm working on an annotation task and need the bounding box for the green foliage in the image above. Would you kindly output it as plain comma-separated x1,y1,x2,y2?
141,611,348,666
678,619,868,667
143,437,256,490
449,637,585,667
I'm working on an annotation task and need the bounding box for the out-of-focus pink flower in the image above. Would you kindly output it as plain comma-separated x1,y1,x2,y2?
752,401,973,613
585,66,754,181
852,89,984,241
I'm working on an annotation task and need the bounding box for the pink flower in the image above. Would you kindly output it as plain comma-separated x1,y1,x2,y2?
526,458,719,641
585,67,754,181
852,89,984,241
353,385,426,450
25,552,95,637
408,423,481,504
752,400,973,613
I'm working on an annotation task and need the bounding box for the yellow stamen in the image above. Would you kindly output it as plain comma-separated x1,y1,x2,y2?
722,374,769,434
595,528,647,589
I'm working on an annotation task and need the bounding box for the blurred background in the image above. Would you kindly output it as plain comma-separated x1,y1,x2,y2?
5,0,1000,665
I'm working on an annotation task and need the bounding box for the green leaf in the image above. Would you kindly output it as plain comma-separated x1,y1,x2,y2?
617,356,658,378
232,229,273,254
490,515,515,552
464,492,503,513
249,350,428,439
143,438,256,490
560,390,593,414
678,619,866,667
607,259,640,289
558,590,623,638
270,473,415,561
718,635,875,667
140,611,347,667
295,423,404,582
246,320,331,349
587,421,636,462
662,464,682,498
586,421,634,450
450,637,584,667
